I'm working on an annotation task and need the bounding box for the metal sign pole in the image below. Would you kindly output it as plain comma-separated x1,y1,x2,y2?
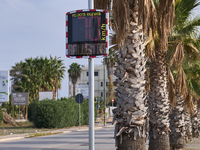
88,1,95,150
79,95,81,129
89,57,94,150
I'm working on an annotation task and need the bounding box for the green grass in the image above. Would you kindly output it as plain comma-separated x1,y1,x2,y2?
0,122,55,136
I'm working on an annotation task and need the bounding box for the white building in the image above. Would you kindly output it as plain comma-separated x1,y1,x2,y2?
68,64,117,98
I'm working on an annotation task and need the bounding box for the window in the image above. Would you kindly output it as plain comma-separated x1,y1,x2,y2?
101,82,103,87
101,92,103,97
94,72,98,76
106,82,109,86
87,71,98,76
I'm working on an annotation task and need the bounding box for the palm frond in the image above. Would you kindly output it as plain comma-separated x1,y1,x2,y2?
168,68,176,106
139,0,157,37
158,0,175,50
175,67,187,98
185,92,194,114
94,0,111,11
169,42,184,69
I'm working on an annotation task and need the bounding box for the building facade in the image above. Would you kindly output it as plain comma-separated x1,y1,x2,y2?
68,64,117,98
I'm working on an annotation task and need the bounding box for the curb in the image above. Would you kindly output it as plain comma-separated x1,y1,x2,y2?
0,136,25,142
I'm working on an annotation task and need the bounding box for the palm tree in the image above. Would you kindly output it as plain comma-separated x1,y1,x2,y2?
46,56,66,99
167,0,200,148
104,48,117,104
183,60,200,139
94,0,154,149
10,56,66,101
141,1,176,149
68,63,81,98
95,0,175,149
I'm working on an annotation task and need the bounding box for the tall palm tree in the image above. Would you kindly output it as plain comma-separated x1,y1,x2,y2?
183,60,200,139
95,0,175,149
68,63,81,98
167,0,200,148
94,0,155,149
141,1,176,149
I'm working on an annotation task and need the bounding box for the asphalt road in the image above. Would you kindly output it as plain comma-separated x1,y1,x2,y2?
0,126,116,150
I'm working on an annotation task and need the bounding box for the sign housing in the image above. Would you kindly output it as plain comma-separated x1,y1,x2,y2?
66,9,109,58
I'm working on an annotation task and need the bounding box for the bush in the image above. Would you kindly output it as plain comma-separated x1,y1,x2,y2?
0,107,3,124
28,97,96,128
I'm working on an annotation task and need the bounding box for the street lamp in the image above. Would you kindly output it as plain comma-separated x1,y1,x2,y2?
57,57,61,100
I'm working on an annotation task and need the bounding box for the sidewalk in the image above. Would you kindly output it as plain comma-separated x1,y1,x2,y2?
0,120,114,143
185,138,200,150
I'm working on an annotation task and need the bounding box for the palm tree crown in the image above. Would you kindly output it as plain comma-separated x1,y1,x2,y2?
68,63,81,97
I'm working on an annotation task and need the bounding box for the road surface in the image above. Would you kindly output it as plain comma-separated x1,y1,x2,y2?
0,125,116,150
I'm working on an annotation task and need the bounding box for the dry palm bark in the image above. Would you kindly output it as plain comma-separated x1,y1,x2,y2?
192,100,200,138
113,10,147,150
169,93,186,150
2,109,19,126
184,108,192,142
148,45,170,150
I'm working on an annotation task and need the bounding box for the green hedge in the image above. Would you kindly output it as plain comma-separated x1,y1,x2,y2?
0,107,3,124
28,97,97,128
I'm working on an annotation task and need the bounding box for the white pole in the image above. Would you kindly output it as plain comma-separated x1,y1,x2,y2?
88,0,94,10
88,1,94,150
79,96,81,129
89,57,94,150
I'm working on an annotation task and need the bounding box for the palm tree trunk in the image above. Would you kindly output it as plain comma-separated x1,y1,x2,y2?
108,74,114,104
117,131,146,150
184,107,192,142
169,93,186,149
73,83,75,98
148,44,170,150
192,101,199,138
113,2,147,149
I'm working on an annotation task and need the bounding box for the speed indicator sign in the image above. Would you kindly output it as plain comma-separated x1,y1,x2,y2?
66,9,109,58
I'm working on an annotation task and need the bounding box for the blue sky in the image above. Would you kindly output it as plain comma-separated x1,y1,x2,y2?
0,0,200,98
0,0,104,98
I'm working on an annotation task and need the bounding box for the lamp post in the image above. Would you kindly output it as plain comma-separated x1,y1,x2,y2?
57,57,61,100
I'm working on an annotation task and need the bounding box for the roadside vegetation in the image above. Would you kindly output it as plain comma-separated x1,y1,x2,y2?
28,97,96,128
0,122,55,136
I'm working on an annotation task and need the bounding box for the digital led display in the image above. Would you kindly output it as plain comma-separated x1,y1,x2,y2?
66,10,108,57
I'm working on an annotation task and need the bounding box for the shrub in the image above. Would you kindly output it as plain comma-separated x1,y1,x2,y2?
28,97,97,128
0,107,3,124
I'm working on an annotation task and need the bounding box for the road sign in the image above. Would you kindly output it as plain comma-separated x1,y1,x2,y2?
12,92,29,105
0,70,9,102
96,97,101,104
39,91,53,101
112,98,114,103
96,104,100,110
66,9,109,58
75,93,84,104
